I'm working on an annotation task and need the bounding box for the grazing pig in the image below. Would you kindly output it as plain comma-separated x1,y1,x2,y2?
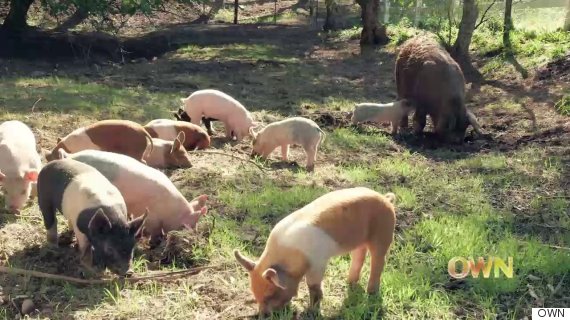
0,121,42,212
47,120,153,163
351,100,414,134
395,35,483,143
173,108,217,137
144,133,193,168
37,159,147,276
250,117,325,172
180,89,256,141
58,149,208,243
144,119,210,150
235,187,396,314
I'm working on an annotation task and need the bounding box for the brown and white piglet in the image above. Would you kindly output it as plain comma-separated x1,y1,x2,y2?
37,159,146,276
144,132,193,168
235,187,396,314
144,119,210,150
47,120,153,164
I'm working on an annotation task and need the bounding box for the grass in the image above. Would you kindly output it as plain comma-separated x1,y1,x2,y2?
1,13,569,320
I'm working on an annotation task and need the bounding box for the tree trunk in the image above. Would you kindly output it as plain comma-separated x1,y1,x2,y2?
503,0,513,50
564,0,570,31
384,0,390,24
323,0,336,31
356,0,389,47
414,0,422,27
234,0,239,24
2,0,36,31
451,0,481,82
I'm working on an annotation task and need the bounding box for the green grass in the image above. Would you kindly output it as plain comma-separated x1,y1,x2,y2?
0,21,569,319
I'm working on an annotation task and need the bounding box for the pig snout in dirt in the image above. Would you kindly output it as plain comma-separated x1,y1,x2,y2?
234,187,396,314
249,117,325,172
37,159,146,276
145,133,193,169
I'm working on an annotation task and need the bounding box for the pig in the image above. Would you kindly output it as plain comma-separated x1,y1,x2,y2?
351,100,414,134
250,117,325,172
144,119,210,150
37,159,147,276
395,35,482,143
173,108,217,137
58,149,208,244
47,120,153,163
234,187,396,314
179,89,256,141
0,120,42,212
144,133,193,169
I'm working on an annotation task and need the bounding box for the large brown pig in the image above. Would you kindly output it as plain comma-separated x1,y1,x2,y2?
395,36,482,143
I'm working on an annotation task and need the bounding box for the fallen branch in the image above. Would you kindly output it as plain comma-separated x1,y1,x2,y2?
0,263,224,285
189,150,266,172
31,98,42,112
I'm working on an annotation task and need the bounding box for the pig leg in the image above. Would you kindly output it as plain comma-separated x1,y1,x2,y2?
202,117,215,135
224,125,233,139
412,110,427,135
366,241,391,294
305,267,325,309
281,144,289,161
303,144,317,172
38,199,58,245
390,121,399,135
348,245,367,285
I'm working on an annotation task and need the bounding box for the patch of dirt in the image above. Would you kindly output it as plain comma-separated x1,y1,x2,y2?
534,52,570,83
144,228,213,270
305,110,353,129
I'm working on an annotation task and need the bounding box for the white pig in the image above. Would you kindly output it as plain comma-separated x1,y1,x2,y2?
351,100,414,134
250,117,325,172
180,89,256,141
58,149,208,243
144,134,193,169
0,120,42,212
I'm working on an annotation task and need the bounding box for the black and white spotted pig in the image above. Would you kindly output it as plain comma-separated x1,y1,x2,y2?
37,159,147,276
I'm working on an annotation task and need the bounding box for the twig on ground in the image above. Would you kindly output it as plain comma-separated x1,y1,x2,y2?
31,98,42,112
190,150,265,172
0,264,225,285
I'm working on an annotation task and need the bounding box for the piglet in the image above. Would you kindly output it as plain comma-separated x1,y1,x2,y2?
144,133,193,168
144,119,210,150
0,120,42,212
351,100,414,134
59,149,208,244
37,159,146,276
250,117,325,171
47,120,153,164
180,89,256,141
235,187,396,314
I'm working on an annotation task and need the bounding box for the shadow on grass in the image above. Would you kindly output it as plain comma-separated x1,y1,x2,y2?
324,284,384,320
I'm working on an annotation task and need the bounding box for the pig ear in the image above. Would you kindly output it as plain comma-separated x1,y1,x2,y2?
57,137,62,144
262,268,286,289
173,112,181,120
88,208,112,235
234,250,256,271
199,206,208,216
177,131,186,145
129,209,148,236
171,132,185,153
24,171,39,182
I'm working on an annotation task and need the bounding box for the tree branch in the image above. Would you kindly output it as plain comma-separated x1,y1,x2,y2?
475,0,497,30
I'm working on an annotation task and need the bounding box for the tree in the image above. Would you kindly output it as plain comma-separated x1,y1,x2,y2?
503,0,513,50
323,0,338,31
356,0,389,47
2,0,36,31
564,0,570,31
450,0,481,81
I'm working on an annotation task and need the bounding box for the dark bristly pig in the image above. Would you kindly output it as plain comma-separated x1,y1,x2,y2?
47,120,154,164
58,149,208,244
395,35,483,143
37,159,147,276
